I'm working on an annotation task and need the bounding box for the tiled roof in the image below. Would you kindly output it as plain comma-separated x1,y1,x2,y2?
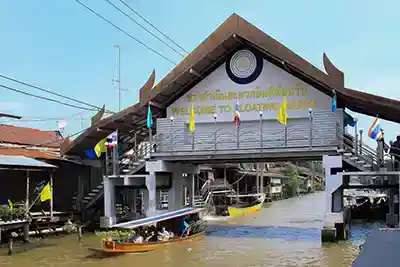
0,147,59,159
0,124,63,148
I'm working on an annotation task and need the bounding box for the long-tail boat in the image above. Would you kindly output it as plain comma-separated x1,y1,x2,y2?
88,207,206,256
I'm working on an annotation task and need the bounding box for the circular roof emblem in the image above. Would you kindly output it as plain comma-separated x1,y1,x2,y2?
226,49,263,84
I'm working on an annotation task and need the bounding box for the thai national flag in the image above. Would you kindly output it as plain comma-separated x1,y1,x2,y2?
233,102,241,126
368,117,382,140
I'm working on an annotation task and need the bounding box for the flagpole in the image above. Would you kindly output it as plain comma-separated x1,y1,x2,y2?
50,173,53,217
147,104,153,153
28,194,40,211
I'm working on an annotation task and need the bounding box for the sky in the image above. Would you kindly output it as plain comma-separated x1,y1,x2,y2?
0,0,399,148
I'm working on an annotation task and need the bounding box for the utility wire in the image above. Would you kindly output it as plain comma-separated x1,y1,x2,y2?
75,0,177,65
0,111,84,123
0,74,114,114
118,0,188,54
0,84,104,113
105,0,185,57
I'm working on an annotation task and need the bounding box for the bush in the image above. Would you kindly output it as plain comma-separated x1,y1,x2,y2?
0,204,27,221
0,205,13,221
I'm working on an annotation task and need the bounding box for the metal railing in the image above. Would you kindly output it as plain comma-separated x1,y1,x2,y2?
153,123,338,154
336,124,400,171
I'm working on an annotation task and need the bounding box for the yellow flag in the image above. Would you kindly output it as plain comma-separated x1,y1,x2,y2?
7,199,13,210
189,104,195,132
94,137,107,158
276,96,287,126
40,183,52,202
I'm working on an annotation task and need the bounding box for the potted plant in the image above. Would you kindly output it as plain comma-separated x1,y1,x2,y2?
0,205,12,221
13,206,27,220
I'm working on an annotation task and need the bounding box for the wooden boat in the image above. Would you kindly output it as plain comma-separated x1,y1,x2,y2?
202,193,265,221
88,230,205,255
227,200,263,216
88,207,206,256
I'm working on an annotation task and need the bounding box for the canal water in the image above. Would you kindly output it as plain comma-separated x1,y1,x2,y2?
0,192,380,267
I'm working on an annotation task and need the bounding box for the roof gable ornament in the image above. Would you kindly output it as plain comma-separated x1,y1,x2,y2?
323,53,344,90
91,105,106,126
139,70,156,106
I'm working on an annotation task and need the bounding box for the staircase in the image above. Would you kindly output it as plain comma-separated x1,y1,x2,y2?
337,132,377,172
76,138,152,211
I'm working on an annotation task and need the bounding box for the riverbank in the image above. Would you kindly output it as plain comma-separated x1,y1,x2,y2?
0,192,376,267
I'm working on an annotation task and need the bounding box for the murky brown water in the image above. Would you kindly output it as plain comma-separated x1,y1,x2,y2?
0,192,369,267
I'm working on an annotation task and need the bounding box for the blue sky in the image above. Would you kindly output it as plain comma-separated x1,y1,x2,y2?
0,0,399,147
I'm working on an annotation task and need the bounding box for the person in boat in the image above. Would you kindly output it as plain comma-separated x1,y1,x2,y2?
158,226,171,241
169,231,175,239
145,230,156,242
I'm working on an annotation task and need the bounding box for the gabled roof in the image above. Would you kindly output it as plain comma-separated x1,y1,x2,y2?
61,13,400,156
0,124,63,148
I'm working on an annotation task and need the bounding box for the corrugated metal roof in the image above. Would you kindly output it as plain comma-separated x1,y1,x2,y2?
0,155,57,169
0,147,59,159
0,124,63,148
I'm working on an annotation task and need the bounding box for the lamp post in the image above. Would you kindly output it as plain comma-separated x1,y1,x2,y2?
112,44,121,111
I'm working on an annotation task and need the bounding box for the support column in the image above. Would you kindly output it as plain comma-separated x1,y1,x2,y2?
146,172,157,217
101,175,116,228
25,170,30,215
187,173,195,206
321,155,345,242
386,174,398,226
169,170,184,211
49,172,53,217
132,189,137,218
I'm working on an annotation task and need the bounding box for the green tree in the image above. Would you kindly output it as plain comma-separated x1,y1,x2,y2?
282,165,299,197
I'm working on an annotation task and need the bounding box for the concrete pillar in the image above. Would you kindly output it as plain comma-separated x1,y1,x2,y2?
169,170,184,211
142,189,149,215
321,155,345,242
386,175,398,226
187,174,195,206
101,175,116,228
131,189,137,218
146,172,157,217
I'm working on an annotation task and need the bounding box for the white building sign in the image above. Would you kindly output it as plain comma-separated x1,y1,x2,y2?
167,50,331,123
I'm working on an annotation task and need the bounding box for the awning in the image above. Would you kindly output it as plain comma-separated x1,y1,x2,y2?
0,155,57,170
112,207,204,229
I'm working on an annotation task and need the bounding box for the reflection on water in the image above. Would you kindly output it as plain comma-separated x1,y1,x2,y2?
0,192,382,267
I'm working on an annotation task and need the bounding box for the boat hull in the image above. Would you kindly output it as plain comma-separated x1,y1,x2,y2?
227,201,263,217
88,230,205,255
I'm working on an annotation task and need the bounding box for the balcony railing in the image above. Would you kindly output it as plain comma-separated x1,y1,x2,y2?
152,123,339,154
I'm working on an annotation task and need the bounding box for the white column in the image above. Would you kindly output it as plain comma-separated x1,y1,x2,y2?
169,170,184,211
102,175,116,227
146,172,156,217
322,155,343,229
191,174,195,206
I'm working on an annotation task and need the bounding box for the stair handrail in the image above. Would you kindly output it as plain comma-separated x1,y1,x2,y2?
337,126,400,170
337,127,378,167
